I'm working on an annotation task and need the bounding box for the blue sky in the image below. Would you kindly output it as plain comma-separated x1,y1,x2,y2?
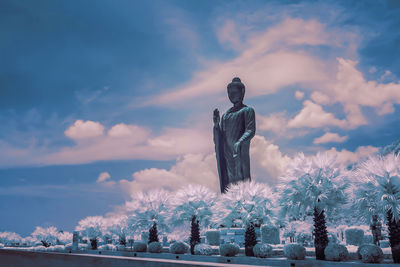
1,0,400,236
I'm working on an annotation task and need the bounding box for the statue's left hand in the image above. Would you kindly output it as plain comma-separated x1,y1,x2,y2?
233,141,241,156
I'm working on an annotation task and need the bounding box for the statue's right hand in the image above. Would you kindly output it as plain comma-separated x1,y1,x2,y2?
213,108,220,126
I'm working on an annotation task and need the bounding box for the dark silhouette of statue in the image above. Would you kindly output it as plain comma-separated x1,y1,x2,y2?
213,77,256,193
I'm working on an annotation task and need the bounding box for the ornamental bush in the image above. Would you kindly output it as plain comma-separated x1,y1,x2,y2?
357,244,383,263
283,244,306,260
219,243,240,257
380,240,390,248
194,243,213,256
324,243,349,261
253,243,273,258
363,234,373,244
169,241,188,254
133,242,147,252
261,225,280,244
206,230,220,246
147,242,162,253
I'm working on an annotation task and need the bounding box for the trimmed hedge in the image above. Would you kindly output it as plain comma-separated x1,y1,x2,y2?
147,242,162,253
169,241,188,254
194,243,213,256
219,243,240,257
283,244,306,260
253,243,273,258
324,243,349,261
133,242,147,252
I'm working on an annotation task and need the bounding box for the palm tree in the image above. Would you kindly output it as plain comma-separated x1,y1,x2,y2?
212,180,276,228
355,154,400,263
75,216,105,249
278,152,348,260
168,184,216,229
125,189,170,237
349,175,383,245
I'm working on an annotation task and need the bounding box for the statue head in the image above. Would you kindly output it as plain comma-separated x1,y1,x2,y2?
227,77,245,104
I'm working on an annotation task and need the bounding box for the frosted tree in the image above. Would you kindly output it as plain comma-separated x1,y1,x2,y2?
0,232,22,246
75,216,106,249
213,181,276,228
31,226,59,247
355,154,400,263
277,152,347,260
125,189,170,235
104,215,133,245
56,231,73,245
168,184,216,230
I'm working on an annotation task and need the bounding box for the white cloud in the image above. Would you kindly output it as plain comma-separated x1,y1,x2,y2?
313,132,348,144
108,123,151,141
257,112,288,134
119,135,291,195
37,122,213,165
64,120,104,140
144,18,336,107
326,146,379,166
288,100,347,129
97,172,111,183
295,91,304,100
250,135,291,185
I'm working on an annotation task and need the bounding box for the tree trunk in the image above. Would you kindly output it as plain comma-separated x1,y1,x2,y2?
313,207,329,260
387,210,400,263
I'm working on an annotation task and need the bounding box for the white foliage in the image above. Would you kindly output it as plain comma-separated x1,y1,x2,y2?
212,180,275,227
56,231,73,245
75,216,105,240
31,226,59,246
125,189,170,234
277,152,348,219
104,215,134,241
354,154,400,222
168,184,216,229
0,232,22,246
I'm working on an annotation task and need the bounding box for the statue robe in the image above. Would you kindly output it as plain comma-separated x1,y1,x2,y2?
214,104,256,193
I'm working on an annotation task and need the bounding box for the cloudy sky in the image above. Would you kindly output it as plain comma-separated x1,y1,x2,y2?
1,0,400,235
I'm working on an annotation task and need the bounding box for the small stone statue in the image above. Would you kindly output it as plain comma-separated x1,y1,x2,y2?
213,77,256,193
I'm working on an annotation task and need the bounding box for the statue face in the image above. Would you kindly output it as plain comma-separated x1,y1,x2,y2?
227,86,244,104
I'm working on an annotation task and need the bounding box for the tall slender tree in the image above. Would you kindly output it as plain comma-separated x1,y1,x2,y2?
244,223,257,256
190,215,200,255
148,222,159,244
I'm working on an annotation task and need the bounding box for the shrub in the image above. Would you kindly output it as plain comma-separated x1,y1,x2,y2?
253,243,273,258
380,240,390,248
261,225,280,244
328,233,339,244
283,244,306,260
363,234,373,244
206,230,220,246
345,228,364,246
357,244,383,263
133,242,147,252
194,243,213,256
98,244,116,251
219,243,240,257
296,232,312,246
0,243,4,249
169,241,188,254
324,243,349,261
148,241,162,253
